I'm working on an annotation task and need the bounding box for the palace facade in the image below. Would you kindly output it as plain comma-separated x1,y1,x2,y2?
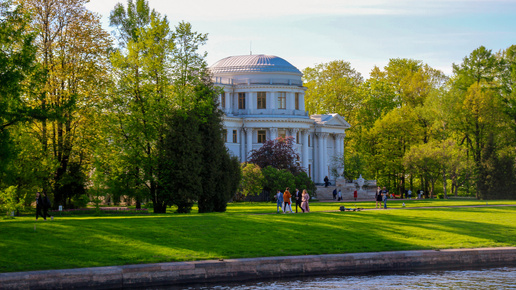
209,54,350,184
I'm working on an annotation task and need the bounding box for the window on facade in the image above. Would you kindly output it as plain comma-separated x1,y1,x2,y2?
278,129,286,138
220,92,225,108
257,92,266,109
296,131,300,143
233,130,237,143
308,164,311,178
295,93,299,110
238,92,246,109
223,129,227,142
308,134,311,147
277,92,286,109
257,130,266,143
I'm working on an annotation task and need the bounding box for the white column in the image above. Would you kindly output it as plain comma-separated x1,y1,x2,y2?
287,92,293,110
239,127,245,162
290,128,299,146
302,129,309,171
269,127,278,141
317,132,324,183
342,133,346,157
332,134,338,158
224,92,229,112
337,134,345,157
247,92,254,112
322,132,328,181
246,127,253,161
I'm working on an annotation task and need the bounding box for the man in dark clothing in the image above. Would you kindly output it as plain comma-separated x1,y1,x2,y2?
35,192,44,220
294,188,304,213
324,176,329,187
42,192,53,221
332,188,337,200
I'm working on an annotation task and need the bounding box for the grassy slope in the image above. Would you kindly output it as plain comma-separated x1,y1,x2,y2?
1,200,515,273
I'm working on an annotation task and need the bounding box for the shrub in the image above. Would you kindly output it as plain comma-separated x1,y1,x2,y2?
0,186,25,218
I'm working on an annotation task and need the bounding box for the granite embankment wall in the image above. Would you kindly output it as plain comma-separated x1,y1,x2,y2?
1,247,515,289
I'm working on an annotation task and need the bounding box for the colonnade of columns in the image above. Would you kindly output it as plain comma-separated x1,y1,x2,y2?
235,126,345,184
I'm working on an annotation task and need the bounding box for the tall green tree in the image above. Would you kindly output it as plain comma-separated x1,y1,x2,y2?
158,111,202,213
20,0,112,208
478,134,516,199
0,0,42,195
107,2,174,212
448,46,513,196
366,106,422,192
498,45,516,136
303,60,363,121
196,82,240,213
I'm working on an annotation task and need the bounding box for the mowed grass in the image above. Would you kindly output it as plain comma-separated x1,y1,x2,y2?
1,200,515,273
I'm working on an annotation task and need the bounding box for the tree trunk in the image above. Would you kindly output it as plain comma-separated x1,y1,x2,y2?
442,169,447,198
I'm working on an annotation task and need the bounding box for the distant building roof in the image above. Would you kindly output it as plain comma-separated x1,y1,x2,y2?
210,54,302,75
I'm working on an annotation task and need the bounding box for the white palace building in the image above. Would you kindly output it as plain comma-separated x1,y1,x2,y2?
209,54,350,184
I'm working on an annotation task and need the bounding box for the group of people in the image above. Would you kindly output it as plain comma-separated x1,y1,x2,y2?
332,188,343,201
35,192,53,221
276,187,310,213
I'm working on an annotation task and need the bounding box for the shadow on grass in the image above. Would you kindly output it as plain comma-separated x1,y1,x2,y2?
1,207,515,273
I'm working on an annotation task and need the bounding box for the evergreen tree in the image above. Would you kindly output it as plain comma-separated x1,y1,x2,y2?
478,134,516,199
196,81,241,213
159,111,202,213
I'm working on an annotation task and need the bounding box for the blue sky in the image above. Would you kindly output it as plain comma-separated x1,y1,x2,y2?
85,0,516,77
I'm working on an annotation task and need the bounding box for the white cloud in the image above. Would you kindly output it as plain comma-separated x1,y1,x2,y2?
85,0,488,22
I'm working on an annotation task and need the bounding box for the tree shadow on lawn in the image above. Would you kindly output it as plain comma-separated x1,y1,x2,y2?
0,213,424,272
3,207,514,273
372,207,516,248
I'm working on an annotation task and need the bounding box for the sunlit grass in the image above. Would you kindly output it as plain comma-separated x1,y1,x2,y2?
1,200,515,273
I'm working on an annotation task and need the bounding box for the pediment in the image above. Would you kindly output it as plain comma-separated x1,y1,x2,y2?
311,113,351,129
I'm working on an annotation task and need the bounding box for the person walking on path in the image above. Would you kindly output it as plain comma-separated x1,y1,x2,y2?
353,190,357,201
301,189,310,212
283,187,293,213
42,192,53,221
338,189,342,201
408,189,412,199
294,188,304,213
276,190,284,213
35,192,51,221
381,187,389,209
332,188,337,200
375,186,382,208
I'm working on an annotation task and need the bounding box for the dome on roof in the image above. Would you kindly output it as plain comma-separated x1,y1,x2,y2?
209,55,302,75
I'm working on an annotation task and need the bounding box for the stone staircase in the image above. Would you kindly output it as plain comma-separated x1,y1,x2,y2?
314,185,337,200
315,183,377,201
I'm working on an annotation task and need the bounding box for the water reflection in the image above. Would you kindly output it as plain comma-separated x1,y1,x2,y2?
175,267,515,290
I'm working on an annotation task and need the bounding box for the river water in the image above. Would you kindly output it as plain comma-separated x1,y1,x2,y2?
175,267,515,289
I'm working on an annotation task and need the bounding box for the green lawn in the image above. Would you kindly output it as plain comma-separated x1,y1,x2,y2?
1,199,515,273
